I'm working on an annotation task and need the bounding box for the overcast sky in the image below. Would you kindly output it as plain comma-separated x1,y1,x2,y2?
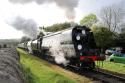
0,0,124,39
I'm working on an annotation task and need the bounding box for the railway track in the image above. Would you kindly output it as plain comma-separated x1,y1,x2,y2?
67,65,125,83
93,69,125,83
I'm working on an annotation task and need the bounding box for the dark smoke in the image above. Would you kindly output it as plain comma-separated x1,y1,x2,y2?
9,0,79,20
9,16,38,39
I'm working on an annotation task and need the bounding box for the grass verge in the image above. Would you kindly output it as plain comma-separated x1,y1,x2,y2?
17,48,91,83
96,61,125,75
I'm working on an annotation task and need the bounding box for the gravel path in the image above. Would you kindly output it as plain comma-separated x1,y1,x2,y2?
0,48,24,83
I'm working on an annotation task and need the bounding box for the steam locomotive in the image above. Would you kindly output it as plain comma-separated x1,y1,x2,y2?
18,25,102,69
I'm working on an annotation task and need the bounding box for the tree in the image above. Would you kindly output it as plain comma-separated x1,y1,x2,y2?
41,22,71,32
80,13,98,27
100,4,125,32
92,25,115,48
116,30,125,45
120,24,125,33
0,45,1,48
20,36,31,43
3,44,7,48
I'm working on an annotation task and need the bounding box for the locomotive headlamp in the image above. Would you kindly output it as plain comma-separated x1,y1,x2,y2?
77,44,82,50
82,30,85,34
76,35,80,40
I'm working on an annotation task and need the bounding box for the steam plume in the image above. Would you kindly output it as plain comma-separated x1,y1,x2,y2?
9,0,79,20
50,43,69,65
9,16,38,39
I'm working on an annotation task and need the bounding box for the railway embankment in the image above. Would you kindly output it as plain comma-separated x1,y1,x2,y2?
0,48,25,83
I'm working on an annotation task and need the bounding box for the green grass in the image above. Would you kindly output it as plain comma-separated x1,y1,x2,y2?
17,49,77,83
96,61,125,74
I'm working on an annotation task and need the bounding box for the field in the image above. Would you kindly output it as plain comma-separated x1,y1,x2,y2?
17,49,91,83
96,61,125,75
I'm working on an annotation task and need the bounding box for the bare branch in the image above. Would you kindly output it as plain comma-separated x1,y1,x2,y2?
100,4,125,32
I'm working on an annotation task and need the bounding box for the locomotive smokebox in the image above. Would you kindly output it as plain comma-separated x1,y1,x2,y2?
72,25,96,57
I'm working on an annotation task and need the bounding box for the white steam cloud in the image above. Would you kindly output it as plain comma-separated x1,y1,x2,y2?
50,44,69,65
9,0,79,20
9,16,38,39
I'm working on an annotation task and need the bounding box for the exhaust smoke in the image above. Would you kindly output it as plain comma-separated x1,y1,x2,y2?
9,0,79,20
8,16,38,39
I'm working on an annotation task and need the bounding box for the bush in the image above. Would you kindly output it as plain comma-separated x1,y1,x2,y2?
3,44,7,48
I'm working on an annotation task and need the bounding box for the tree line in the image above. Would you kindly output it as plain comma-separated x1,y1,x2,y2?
80,4,125,49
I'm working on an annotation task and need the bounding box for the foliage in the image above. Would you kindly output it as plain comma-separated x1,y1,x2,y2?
115,32,125,53
92,25,115,48
20,36,31,43
96,61,125,74
42,22,71,32
80,13,97,27
3,44,7,48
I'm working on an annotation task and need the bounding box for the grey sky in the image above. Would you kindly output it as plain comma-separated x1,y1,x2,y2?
76,0,124,19
0,0,124,39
